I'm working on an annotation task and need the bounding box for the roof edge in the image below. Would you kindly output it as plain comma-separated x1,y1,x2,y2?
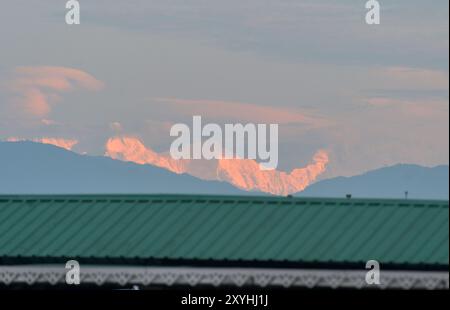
0,194,448,205
1,257,448,272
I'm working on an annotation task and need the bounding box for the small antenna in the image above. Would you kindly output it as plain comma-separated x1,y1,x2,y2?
404,191,408,200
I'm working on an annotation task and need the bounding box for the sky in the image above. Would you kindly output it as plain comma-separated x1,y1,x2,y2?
0,0,448,189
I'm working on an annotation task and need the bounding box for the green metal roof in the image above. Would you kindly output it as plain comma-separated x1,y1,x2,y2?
0,195,448,268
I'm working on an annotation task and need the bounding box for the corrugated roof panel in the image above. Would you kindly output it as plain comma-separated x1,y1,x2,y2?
221,204,278,260
228,203,290,260
117,202,167,257
307,204,363,261
251,204,310,261
22,200,77,256
135,201,188,257
409,214,448,264
173,202,227,258
182,201,243,259
42,200,106,256
298,204,353,261
350,204,408,262
56,200,120,256
207,203,262,259
0,195,448,267
371,205,429,263
272,204,325,261
95,202,148,257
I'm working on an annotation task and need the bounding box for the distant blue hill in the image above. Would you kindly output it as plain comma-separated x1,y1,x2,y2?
0,142,245,195
1,142,448,199
297,164,449,200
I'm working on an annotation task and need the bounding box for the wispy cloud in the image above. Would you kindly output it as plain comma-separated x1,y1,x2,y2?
8,66,104,118
154,97,331,127
380,66,449,90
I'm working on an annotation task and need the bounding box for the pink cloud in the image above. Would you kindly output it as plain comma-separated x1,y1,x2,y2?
366,97,448,118
8,66,104,118
154,97,330,127
380,67,449,90
14,66,104,91
22,88,50,117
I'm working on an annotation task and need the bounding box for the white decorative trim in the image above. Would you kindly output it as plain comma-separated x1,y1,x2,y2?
0,265,448,290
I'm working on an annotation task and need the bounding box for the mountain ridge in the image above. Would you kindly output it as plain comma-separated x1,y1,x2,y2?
296,163,449,200
1,141,448,200
0,141,245,195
